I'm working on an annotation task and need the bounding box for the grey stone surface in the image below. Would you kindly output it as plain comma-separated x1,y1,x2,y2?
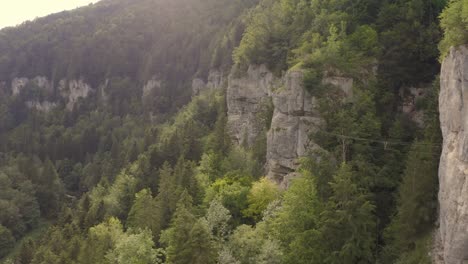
25,101,57,112
437,45,468,264
192,69,225,96
266,70,322,185
59,79,93,110
226,65,352,186
227,65,277,146
11,76,53,96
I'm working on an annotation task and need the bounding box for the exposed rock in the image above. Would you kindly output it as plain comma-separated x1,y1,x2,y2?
206,69,224,90
192,69,225,96
11,76,53,96
227,65,279,146
399,86,428,127
33,76,53,93
26,101,57,112
11,77,30,96
98,79,110,106
192,78,206,96
437,45,468,264
226,65,355,186
59,79,93,111
266,70,323,185
143,78,161,99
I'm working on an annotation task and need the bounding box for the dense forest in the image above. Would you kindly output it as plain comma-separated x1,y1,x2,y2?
0,0,466,263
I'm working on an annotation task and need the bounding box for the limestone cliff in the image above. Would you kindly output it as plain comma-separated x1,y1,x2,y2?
8,76,94,111
437,45,468,264
192,69,225,96
226,65,278,147
266,71,323,188
226,65,354,186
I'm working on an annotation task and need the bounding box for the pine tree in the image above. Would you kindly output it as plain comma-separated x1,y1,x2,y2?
35,159,64,218
161,191,197,264
16,239,36,264
154,162,180,231
381,141,438,263
161,191,218,264
186,219,217,264
0,225,15,258
319,163,376,264
127,189,161,240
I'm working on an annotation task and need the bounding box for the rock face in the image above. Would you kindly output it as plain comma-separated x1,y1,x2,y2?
7,76,94,111
12,76,53,96
59,79,93,111
437,45,468,264
399,86,428,127
226,65,341,186
192,69,225,96
266,71,322,187
227,65,278,146
25,101,57,112
142,78,161,99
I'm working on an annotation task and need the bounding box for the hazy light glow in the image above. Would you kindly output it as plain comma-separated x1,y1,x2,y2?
0,0,98,29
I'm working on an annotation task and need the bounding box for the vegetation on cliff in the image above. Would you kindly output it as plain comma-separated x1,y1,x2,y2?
0,0,457,263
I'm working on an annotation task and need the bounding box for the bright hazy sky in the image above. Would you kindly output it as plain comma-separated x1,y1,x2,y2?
0,0,99,29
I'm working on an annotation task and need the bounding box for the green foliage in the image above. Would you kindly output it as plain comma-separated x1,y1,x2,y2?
204,178,250,224
126,189,160,240
0,0,449,263
105,229,164,264
242,178,281,221
161,192,217,264
34,159,64,218
273,171,322,263
0,165,40,238
439,0,468,59
0,225,15,258
382,141,439,263
318,164,377,264
204,198,232,242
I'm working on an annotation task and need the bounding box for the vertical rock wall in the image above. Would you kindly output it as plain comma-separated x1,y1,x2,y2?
226,65,346,187
226,65,278,146
266,71,323,187
437,45,468,264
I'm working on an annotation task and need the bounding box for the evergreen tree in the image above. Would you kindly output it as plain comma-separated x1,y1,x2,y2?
154,163,180,231
185,219,217,264
0,224,15,258
381,141,439,263
127,189,161,240
319,164,376,264
273,170,322,264
16,239,36,264
35,159,64,218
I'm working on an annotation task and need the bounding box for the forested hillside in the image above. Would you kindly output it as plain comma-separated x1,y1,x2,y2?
0,0,465,263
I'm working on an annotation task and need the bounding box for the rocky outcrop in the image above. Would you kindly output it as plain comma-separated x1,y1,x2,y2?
436,45,468,264
227,65,278,146
143,78,162,99
7,76,94,111
192,69,225,96
399,86,428,127
266,71,323,187
59,79,93,111
226,65,352,186
12,76,53,96
25,101,57,112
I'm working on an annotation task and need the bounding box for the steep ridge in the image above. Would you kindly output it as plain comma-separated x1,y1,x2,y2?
437,45,468,264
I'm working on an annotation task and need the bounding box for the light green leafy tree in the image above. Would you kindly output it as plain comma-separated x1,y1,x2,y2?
242,178,281,221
